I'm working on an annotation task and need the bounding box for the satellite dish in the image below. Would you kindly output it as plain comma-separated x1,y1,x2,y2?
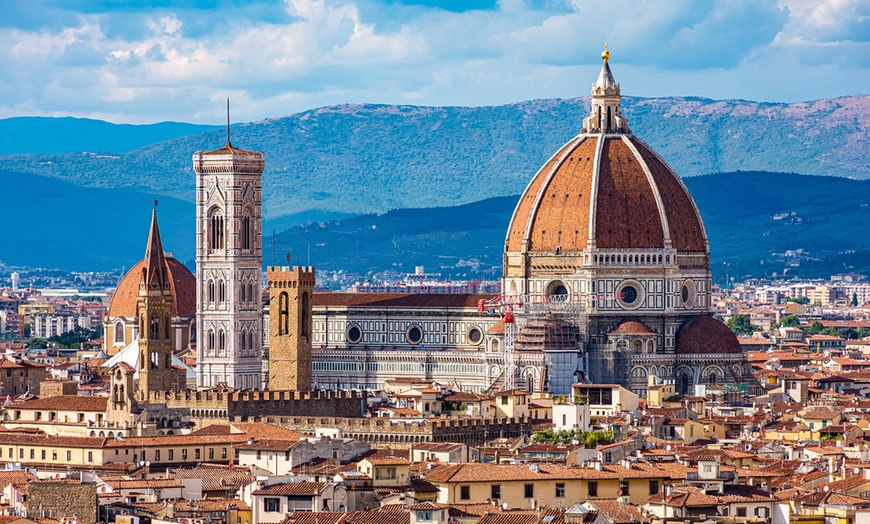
665,445,671,451
856,468,861,475
617,489,623,497
823,485,829,492
501,503,508,510
146,461,150,467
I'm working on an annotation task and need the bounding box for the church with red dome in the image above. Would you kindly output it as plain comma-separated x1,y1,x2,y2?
101,47,757,399
502,46,755,395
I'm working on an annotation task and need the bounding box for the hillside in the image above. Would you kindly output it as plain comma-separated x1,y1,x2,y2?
2,170,868,278
1,95,867,225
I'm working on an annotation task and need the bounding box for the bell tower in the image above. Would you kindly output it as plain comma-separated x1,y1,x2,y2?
267,266,314,391
138,208,176,395
193,124,264,390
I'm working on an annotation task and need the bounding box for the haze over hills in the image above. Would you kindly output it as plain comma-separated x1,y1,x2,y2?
0,95,868,275
0,117,220,156
0,95,867,226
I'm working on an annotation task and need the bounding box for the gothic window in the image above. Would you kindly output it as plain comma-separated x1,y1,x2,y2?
218,280,226,303
190,321,196,344
208,330,215,351
208,280,215,303
247,283,254,304
209,212,225,250
218,330,226,353
247,331,254,352
278,292,289,336
301,292,310,338
240,330,247,352
150,316,160,339
114,322,124,343
241,210,252,250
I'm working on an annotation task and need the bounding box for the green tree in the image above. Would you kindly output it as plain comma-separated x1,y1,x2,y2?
779,315,801,328
788,296,810,305
806,321,825,335
726,314,756,336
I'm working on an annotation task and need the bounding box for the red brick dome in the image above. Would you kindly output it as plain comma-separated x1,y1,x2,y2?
675,315,742,355
505,134,707,254
108,257,196,319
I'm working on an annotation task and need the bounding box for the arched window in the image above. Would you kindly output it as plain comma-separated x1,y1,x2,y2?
209,212,225,250
114,322,124,343
208,330,215,351
301,292,310,338
247,331,254,352
218,330,226,352
190,321,196,344
208,280,215,303
150,316,160,339
278,292,289,336
241,211,252,250
218,280,225,303
247,283,254,304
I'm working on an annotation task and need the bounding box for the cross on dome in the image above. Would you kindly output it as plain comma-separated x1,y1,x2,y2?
582,44,630,134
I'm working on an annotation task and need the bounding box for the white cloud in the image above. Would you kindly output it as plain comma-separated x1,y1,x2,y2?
0,0,865,124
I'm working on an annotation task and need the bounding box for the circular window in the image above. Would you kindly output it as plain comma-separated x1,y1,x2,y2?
406,325,423,345
615,280,645,310
681,285,689,303
467,326,483,345
346,324,362,344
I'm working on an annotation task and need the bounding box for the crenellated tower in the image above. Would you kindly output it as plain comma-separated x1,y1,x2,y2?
266,266,315,391
137,209,176,395
193,133,264,390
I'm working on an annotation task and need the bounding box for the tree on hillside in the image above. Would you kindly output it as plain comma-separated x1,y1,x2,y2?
726,314,756,336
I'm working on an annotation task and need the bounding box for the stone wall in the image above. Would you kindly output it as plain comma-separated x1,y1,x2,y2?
28,482,97,523
265,415,531,446
39,380,78,397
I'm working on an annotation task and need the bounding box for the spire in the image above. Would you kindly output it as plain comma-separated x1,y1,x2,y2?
582,44,630,134
142,205,169,293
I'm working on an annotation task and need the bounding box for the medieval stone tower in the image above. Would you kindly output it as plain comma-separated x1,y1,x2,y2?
267,266,314,391
194,137,264,390
138,209,176,395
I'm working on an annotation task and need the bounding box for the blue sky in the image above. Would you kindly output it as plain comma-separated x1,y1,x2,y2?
0,0,867,123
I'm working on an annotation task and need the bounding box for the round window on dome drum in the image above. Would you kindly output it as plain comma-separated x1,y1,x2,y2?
346,324,362,344
406,325,423,345
467,326,483,345
615,279,645,310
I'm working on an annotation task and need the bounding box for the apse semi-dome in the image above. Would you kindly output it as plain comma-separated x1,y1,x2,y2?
674,314,742,355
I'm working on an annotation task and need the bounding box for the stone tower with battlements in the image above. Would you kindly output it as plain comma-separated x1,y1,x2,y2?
138,209,176,395
193,138,264,390
267,266,315,391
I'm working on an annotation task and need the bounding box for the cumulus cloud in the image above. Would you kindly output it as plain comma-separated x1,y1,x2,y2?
0,0,865,123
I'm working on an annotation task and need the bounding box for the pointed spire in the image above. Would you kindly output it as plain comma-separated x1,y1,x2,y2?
142,205,169,293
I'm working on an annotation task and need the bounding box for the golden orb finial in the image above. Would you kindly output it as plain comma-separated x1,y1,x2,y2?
602,43,610,62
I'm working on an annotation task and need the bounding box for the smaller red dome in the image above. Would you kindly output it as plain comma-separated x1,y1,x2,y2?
675,315,741,355
108,257,196,319
611,320,655,336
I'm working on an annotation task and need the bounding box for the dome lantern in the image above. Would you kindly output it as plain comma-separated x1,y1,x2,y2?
582,44,630,134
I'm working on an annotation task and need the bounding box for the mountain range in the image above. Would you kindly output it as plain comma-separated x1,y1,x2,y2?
0,95,868,275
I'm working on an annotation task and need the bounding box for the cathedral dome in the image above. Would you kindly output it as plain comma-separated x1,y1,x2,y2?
674,315,742,355
505,52,707,255
108,257,196,319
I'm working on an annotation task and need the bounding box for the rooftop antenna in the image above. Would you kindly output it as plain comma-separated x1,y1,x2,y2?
226,97,231,146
